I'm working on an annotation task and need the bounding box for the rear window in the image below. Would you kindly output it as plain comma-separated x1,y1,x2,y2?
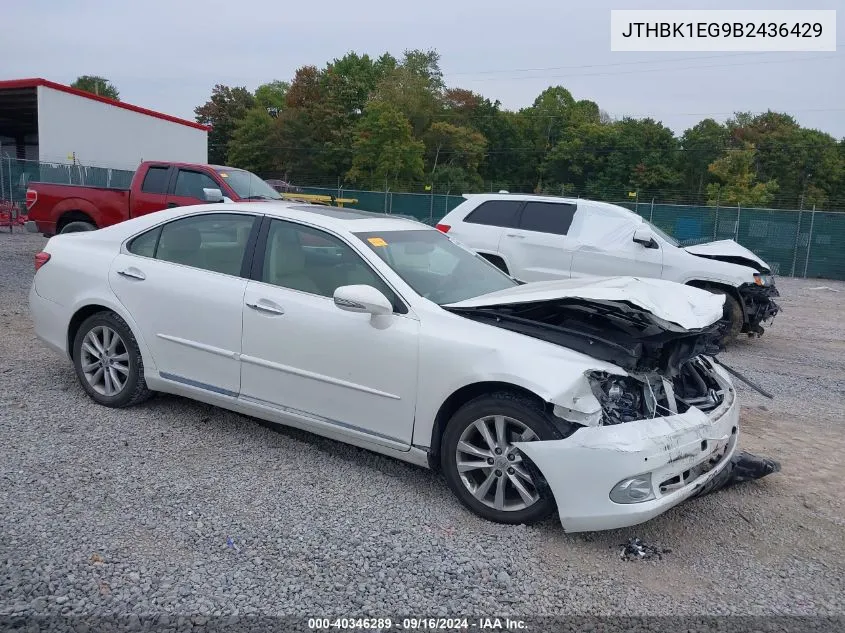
518,201,576,235
141,166,170,194
464,200,521,228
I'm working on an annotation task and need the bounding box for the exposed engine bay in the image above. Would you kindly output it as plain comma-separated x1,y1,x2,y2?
446,298,722,374
587,356,724,426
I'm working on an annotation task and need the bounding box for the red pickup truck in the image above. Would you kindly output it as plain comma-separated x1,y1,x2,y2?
25,161,284,236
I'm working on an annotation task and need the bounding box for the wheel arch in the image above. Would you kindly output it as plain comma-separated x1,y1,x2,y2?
685,279,746,321
426,381,547,470
56,209,97,233
65,300,156,372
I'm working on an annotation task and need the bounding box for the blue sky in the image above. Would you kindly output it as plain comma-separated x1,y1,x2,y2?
3,0,843,137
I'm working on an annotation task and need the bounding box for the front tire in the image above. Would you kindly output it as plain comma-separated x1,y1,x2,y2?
441,391,570,525
711,290,743,346
72,311,151,408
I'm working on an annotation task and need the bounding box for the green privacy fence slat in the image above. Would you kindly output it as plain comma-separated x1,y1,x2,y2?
299,187,466,225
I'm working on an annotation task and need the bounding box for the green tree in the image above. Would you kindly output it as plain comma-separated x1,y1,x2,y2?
71,75,119,100
372,50,445,138
679,119,729,203
347,101,424,189
194,85,255,164
424,121,487,192
706,145,779,207
254,80,289,116
228,107,276,175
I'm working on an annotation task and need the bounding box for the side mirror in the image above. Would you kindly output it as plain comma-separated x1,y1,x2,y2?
633,226,658,249
203,188,224,203
333,285,393,316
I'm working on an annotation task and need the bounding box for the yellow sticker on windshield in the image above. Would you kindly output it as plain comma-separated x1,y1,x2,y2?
368,237,388,247
220,173,229,178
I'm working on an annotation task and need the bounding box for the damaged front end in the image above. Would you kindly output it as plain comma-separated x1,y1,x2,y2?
445,292,768,531
446,297,722,375
738,278,781,336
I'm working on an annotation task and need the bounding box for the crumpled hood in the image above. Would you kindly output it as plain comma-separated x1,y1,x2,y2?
444,276,724,331
683,240,770,272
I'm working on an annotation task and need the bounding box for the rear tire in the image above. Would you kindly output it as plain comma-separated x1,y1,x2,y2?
711,289,744,346
60,221,96,234
72,311,152,408
441,391,571,525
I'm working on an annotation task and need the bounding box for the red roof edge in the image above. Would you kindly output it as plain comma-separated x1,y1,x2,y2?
0,78,211,132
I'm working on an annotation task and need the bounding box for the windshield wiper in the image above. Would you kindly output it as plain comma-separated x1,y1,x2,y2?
241,194,277,200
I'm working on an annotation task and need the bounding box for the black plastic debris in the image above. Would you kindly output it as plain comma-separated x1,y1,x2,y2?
697,450,782,497
619,537,671,561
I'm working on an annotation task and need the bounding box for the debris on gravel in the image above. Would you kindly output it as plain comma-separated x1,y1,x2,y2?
618,538,671,562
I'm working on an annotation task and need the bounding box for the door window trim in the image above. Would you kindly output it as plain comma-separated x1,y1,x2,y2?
170,168,225,201
249,216,411,315
121,211,262,279
514,200,577,236
139,165,174,195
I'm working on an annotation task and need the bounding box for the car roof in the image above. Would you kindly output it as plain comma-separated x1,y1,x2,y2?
457,193,638,220
153,201,432,234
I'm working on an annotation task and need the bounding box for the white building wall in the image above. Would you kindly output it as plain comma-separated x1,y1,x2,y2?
36,86,207,170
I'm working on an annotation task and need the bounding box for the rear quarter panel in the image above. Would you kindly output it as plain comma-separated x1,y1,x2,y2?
33,233,156,368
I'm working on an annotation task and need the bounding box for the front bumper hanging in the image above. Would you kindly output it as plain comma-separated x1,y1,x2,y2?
738,282,780,335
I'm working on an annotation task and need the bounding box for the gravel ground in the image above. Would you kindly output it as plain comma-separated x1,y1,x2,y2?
1,231,844,621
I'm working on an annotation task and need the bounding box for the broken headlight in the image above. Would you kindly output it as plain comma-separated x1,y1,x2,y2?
587,372,648,425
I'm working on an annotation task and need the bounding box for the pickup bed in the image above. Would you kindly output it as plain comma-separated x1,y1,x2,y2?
25,161,283,236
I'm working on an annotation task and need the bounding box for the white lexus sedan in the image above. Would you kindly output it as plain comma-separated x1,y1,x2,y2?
29,202,740,532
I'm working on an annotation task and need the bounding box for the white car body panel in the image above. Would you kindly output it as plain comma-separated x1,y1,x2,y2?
683,239,770,271
440,195,770,287
444,276,725,331
109,252,248,396
240,280,421,448
29,201,742,532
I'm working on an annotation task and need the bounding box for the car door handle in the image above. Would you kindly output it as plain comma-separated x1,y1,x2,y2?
117,268,146,280
505,233,525,239
246,300,285,315
167,202,178,208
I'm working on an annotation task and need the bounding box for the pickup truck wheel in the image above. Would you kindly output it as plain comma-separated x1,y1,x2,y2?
72,311,152,408
441,391,567,525
711,290,743,346
60,221,96,234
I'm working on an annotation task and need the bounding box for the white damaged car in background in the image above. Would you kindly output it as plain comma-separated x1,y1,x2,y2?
29,204,775,532
437,194,781,345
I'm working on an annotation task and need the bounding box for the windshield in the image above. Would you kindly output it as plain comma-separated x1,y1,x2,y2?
354,229,518,305
645,220,679,247
214,168,282,200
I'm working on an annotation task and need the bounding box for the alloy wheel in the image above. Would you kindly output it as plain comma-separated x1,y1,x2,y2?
79,325,130,397
455,415,540,512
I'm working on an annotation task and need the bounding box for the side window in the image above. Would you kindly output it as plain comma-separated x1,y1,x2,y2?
464,200,521,228
140,167,170,194
127,226,162,257
173,170,220,200
261,220,404,312
155,213,256,276
518,201,576,235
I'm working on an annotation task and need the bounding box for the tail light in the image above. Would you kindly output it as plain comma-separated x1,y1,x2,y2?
34,251,50,272
435,223,450,233
25,189,37,210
